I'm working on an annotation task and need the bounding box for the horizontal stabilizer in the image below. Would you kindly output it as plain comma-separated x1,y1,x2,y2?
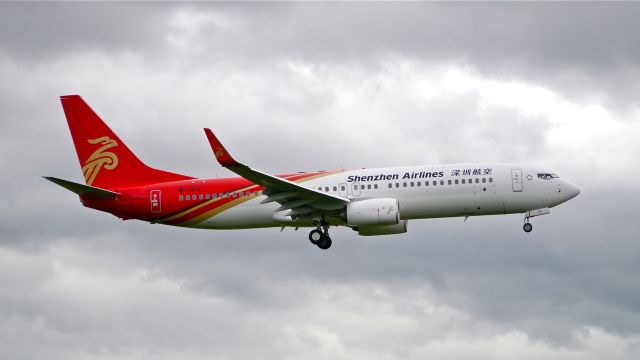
43,177,120,200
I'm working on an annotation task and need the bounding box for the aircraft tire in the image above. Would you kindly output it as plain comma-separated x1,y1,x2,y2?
309,229,323,245
317,236,332,250
523,223,533,233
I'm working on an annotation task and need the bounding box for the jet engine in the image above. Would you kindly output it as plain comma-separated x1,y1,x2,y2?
346,198,399,226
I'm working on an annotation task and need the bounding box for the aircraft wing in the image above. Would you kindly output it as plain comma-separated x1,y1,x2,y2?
204,129,349,218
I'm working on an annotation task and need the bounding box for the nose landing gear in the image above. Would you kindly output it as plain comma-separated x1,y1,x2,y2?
522,208,550,233
308,223,332,250
523,213,533,232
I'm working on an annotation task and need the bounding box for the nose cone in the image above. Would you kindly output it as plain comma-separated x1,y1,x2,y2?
563,180,581,201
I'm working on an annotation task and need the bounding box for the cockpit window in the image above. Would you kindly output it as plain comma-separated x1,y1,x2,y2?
537,173,559,180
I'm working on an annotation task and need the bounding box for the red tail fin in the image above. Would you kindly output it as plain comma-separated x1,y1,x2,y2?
60,95,192,189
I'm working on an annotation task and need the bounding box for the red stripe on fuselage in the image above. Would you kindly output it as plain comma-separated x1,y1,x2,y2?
82,171,337,225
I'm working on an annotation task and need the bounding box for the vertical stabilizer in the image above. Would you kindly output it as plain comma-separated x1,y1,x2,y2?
60,95,192,188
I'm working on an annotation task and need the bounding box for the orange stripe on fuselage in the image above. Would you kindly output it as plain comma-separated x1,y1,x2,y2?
159,183,260,225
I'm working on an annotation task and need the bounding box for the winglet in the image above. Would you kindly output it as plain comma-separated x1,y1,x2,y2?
203,128,241,168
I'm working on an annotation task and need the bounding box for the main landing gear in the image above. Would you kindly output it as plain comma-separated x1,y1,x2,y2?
309,224,332,250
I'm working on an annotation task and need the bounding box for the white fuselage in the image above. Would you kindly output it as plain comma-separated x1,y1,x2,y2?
196,163,580,229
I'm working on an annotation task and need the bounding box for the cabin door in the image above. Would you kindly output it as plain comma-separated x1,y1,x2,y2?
511,169,523,192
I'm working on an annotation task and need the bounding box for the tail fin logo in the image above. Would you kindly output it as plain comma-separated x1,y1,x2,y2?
82,136,119,185
215,147,225,160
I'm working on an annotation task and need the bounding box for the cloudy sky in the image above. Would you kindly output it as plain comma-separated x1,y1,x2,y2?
1,2,640,359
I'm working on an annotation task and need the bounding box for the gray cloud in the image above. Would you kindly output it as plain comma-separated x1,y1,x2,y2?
1,2,640,359
4,3,640,109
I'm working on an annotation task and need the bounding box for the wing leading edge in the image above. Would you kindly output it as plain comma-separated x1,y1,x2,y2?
203,128,349,218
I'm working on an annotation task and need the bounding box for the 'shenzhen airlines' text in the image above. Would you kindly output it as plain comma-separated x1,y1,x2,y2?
347,171,445,183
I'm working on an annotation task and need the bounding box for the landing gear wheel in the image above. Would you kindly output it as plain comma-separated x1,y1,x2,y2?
523,223,533,233
317,235,332,250
308,229,323,245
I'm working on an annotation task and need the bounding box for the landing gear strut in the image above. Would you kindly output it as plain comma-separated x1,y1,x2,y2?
309,222,332,250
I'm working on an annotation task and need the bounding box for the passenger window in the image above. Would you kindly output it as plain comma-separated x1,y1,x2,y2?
186,195,190,200
462,179,465,184
489,178,493,183
367,184,371,189
341,185,346,191
417,181,421,187
395,183,399,188
374,184,378,189
333,186,337,191
179,195,184,201
447,180,452,185
354,185,359,190
433,181,437,186
318,187,322,191
440,180,444,185
475,178,479,183
325,187,329,192
425,181,429,186
403,182,407,187
410,182,414,187
206,194,210,200
388,183,392,188
455,179,459,185
482,178,486,183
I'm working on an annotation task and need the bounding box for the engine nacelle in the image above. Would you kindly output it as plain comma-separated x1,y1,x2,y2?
346,198,399,226
357,220,408,236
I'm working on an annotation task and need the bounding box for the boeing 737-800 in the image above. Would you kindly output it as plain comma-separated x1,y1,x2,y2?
45,95,580,250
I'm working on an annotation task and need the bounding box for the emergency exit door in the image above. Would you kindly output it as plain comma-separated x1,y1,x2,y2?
511,169,523,192
150,190,162,213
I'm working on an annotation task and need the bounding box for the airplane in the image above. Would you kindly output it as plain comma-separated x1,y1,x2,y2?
45,95,580,250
